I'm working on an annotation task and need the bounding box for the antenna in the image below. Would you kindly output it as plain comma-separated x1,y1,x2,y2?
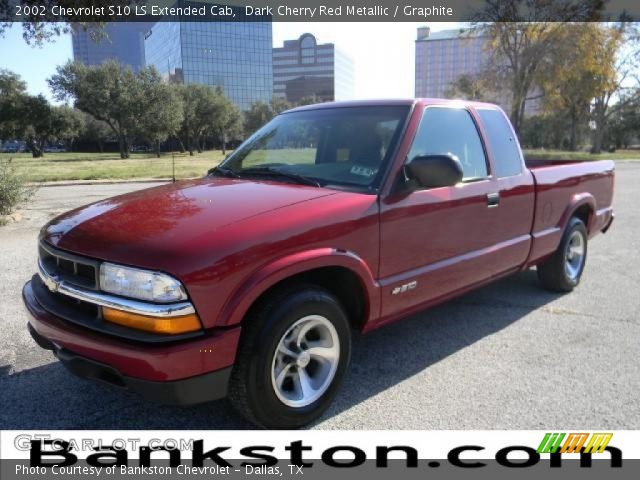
168,58,176,183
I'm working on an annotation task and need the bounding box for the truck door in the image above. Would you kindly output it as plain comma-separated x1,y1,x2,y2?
378,105,503,319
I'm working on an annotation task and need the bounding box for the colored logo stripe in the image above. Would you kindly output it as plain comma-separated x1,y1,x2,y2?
537,433,613,454
537,433,566,453
560,433,589,453
584,433,613,453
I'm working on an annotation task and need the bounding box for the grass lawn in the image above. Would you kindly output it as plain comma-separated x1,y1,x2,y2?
2,148,638,183
524,149,640,161
0,151,228,182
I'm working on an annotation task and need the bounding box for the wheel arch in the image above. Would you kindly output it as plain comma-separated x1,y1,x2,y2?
561,193,595,234
216,248,380,330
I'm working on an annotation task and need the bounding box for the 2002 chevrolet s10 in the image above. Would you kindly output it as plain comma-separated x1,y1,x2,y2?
23,99,614,428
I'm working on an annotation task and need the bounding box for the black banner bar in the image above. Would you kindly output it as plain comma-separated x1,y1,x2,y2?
1,0,639,23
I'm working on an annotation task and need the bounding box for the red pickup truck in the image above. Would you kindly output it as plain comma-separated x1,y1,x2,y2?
23,99,614,428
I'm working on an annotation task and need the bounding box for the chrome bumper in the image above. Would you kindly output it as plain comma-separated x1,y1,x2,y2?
37,259,195,318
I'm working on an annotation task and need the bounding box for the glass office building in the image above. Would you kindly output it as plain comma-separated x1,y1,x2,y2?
273,34,355,103
145,20,273,110
72,23,151,72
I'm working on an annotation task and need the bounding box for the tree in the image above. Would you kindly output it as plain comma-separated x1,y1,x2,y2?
270,97,292,115
11,95,82,157
49,61,162,159
16,94,53,157
1,68,84,157
212,97,243,155
80,113,112,152
136,70,183,158
2,70,84,154
0,69,27,141
605,89,640,150
589,23,639,153
244,100,274,135
445,73,495,102
176,84,226,156
473,0,605,134
53,105,84,150
0,1,140,46
521,112,571,149
296,95,323,106
244,96,327,136
536,24,607,150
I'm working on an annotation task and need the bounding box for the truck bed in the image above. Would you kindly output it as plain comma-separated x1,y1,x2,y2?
525,158,615,265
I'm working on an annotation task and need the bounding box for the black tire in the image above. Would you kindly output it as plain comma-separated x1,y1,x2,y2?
228,284,351,429
537,217,588,292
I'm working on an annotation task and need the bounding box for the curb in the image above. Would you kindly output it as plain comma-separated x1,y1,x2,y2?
29,178,180,188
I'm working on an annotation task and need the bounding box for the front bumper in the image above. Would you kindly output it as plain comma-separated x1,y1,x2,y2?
23,280,241,404
28,323,232,405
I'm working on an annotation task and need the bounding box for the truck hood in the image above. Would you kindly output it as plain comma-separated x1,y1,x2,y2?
41,177,337,270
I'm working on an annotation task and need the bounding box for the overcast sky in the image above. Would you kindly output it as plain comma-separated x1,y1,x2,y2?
0,22,463,102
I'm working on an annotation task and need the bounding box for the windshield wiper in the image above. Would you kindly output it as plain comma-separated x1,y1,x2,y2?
239,167,322,187
208,166,240,178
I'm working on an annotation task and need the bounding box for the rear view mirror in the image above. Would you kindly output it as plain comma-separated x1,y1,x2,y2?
405,154,463,189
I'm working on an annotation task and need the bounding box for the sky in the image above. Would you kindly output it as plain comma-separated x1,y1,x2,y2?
0,22,463,102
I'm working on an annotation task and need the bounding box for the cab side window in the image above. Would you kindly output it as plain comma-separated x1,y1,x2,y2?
408,107,488,181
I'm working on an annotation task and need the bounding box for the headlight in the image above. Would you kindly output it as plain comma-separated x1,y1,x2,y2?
99,263,188,303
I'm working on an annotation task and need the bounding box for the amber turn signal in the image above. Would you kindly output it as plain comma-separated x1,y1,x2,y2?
102,307,201,334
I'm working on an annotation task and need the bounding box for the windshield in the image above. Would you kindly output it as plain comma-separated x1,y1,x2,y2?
217,106,410,190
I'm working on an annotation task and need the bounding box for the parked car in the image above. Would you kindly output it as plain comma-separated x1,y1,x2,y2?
2,141,24,153
23,99,615,428
43,145,67,153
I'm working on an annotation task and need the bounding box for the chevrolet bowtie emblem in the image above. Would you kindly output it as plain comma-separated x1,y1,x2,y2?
42,273,60,293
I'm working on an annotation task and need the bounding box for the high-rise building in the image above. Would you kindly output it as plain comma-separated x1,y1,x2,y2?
273,34,355,103
415,26,540,115
414,26,487,99
71,23,150,72
144,19,273,110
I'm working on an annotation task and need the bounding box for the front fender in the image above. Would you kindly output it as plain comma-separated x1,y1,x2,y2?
215,248,380,328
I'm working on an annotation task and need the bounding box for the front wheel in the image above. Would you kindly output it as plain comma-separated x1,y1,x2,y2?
537,217,588,292
228,285,351,428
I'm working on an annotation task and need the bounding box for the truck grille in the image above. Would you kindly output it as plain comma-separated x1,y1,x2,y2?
33,241,203,343
37,241,101,324
32,274,100,322
39,241,100,290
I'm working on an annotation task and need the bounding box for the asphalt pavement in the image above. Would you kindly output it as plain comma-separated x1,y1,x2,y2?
1,164,639,429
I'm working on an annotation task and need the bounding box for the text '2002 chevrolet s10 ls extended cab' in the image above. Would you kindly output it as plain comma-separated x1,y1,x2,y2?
23,99,614,428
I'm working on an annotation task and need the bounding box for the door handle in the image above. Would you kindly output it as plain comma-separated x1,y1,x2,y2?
487,192,500,208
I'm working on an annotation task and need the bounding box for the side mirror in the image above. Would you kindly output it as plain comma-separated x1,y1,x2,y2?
404,154,463,189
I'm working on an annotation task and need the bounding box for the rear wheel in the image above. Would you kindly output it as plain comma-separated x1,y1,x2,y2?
228,285,351,428
537,217,588,292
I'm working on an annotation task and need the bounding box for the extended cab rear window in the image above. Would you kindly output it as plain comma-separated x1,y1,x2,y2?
476,108,523,178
